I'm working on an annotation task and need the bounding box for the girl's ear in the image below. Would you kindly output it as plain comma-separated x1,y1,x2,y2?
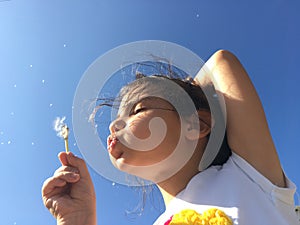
185,111,211,141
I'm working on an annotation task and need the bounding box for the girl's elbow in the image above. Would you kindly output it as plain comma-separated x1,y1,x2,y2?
212,49,239,63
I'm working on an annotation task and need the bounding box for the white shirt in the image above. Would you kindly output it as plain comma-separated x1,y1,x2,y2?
153,153,299,225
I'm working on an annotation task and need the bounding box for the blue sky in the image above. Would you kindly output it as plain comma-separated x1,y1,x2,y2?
0,1,299,225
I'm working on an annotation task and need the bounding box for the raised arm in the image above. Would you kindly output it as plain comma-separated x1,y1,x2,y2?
203,50,285,187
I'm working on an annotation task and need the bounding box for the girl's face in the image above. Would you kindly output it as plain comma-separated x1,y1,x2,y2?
106,77,205,182
108,96,182,168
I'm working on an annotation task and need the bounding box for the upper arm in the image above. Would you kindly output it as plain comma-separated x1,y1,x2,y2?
202,50,285,187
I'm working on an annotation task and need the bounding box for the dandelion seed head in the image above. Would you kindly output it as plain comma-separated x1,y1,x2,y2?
53,116,69,139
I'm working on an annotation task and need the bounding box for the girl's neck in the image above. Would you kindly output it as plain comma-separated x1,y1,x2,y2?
157,164,200,206
157,139,207,205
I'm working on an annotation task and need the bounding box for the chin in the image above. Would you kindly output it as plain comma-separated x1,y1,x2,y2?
109,154,129,172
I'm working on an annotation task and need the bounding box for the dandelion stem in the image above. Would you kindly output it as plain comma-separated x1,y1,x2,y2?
64,138,69,153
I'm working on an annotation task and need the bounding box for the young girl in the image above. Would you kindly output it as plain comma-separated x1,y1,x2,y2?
42,50,298,224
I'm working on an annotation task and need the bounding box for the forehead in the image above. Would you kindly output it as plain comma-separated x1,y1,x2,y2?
118,77,169,108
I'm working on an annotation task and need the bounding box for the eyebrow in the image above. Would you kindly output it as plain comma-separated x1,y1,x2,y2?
115,97,165,118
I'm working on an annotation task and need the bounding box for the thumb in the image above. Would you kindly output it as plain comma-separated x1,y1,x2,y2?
58,151,69,166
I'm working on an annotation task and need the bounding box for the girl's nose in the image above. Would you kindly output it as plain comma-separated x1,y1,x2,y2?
109,118,126,133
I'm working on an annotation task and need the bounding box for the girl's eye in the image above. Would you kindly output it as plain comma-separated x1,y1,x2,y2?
132,107,147,115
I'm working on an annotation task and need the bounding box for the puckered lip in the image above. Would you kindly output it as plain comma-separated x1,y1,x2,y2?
107,135,123,159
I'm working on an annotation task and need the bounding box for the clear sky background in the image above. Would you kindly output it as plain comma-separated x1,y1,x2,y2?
0,1,299,225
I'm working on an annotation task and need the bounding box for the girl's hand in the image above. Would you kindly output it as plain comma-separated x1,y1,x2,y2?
42,152,96,225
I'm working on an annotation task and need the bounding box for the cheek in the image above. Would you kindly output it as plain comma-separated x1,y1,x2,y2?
120,119,182,166
163,119,181,149
129,115,181,142
127,117,152,139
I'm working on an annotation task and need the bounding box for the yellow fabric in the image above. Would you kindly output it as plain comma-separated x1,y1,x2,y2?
169,208,232,225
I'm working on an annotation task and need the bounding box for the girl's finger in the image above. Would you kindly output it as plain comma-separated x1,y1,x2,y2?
42,172,80,196
54,165,79,176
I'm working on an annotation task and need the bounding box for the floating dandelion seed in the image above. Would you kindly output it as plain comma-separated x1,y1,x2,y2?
53,116,70,152
30,64,33,68
7,140,11,144
49,103,53,107
196,14,200,18
63,44,67,47
13,84,17,88
42,79,45,84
